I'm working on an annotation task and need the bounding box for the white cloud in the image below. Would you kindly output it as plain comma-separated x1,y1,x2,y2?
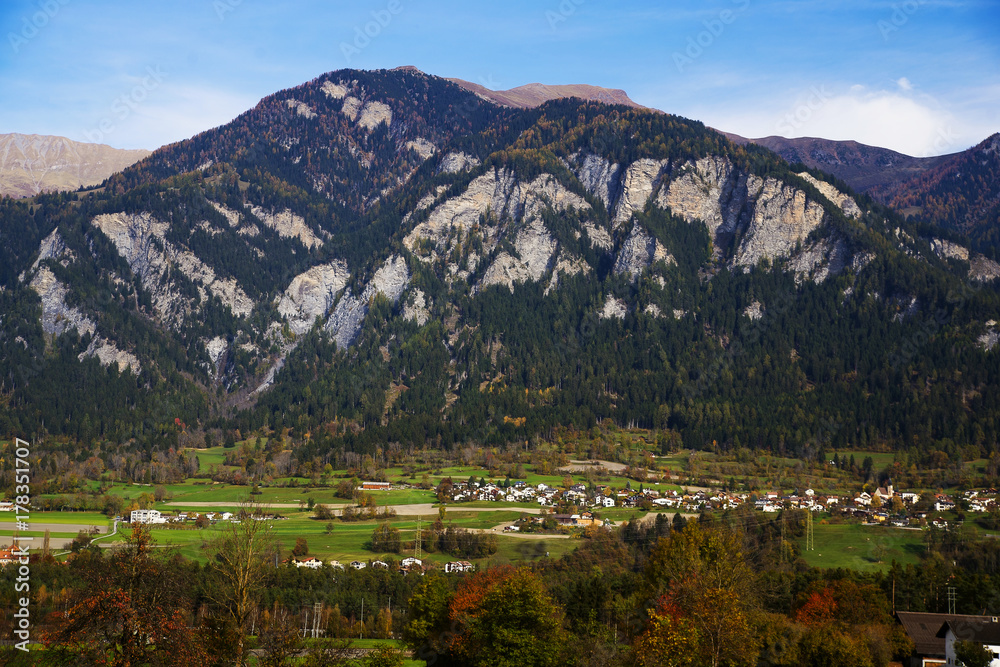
897,77,913,92
696,84,972,157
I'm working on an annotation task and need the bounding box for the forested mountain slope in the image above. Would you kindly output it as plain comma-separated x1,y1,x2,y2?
1,67,998,462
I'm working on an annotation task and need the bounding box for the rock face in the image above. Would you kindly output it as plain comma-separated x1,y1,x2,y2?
357,101,393,131
971,255,1000,282
79,336,141,374
978,327,999,352
659,157,746,237
787,236,851,284
250,206,323,249
479,218,559,292
341,96,362,121
406,138,437,160
29,267,97,338
92,212,254,325
403,289,430,325
404,168,590,292
324,255,410,349
599,295,628,320
544,253,590,295
566,152,621,210
321,81,348,100
0,133,150,198
613,159,669,227
733,177,827,269
29,228,74,272
796,172,861,218
931,238,970,262
286,99,317,119
562,154,855,279
205,336,228,377
613,224,673,280
277,261,351,336
26,266,140,373
744,301,764,321
438,152,480,174
209,201,242,227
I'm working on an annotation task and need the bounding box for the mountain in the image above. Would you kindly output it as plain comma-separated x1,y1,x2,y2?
883,133,1000,257
0,133,150,199
722,133,954,195
446,75,643,109
2,67,999,461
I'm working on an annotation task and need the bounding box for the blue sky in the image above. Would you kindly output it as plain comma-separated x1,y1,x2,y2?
1,0,997,156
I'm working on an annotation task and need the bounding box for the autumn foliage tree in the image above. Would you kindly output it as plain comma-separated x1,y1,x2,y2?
42,523,208,666
404,566,567,667
640,522,760,667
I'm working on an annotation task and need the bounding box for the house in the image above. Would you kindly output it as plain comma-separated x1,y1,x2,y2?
934,494,956,512
0,501,14,512
293,557,323,569
328,560,345,569
401,557,423,568
938,619,1000,666
360,481,391,491
350,561,367,569
130,509,164,524
371,560,389,569
0,545,27,567
874,482,895,500
896,611,995,667
445,561,474,573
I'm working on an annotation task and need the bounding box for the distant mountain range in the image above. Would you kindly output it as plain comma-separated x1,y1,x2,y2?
721,133,957,195
883,133,1000,257
0,133,150,199
446,74,642,110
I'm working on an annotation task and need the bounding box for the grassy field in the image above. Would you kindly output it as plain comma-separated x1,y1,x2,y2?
0,511,110,526
95,508,545,566
797,522,925,571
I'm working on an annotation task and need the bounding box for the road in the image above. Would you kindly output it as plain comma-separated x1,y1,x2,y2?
162,501,545,517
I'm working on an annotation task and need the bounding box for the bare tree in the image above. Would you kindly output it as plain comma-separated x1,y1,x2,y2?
207,498,276,666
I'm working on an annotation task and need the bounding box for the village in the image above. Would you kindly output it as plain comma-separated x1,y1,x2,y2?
434,477,991,530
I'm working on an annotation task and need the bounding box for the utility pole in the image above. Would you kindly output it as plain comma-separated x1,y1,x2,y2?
361,598,364,640
806,509,815,551
416,517,422,559
780,512,786,563
948,586,957,615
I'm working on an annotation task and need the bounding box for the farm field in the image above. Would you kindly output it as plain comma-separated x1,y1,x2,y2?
94,507,562,566
796,522,925,571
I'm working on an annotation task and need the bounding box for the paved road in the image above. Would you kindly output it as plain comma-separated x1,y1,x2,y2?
162,501,544,517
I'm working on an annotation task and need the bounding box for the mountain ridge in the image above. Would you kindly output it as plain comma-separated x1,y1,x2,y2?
0,133,150,199
2,67,999,461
